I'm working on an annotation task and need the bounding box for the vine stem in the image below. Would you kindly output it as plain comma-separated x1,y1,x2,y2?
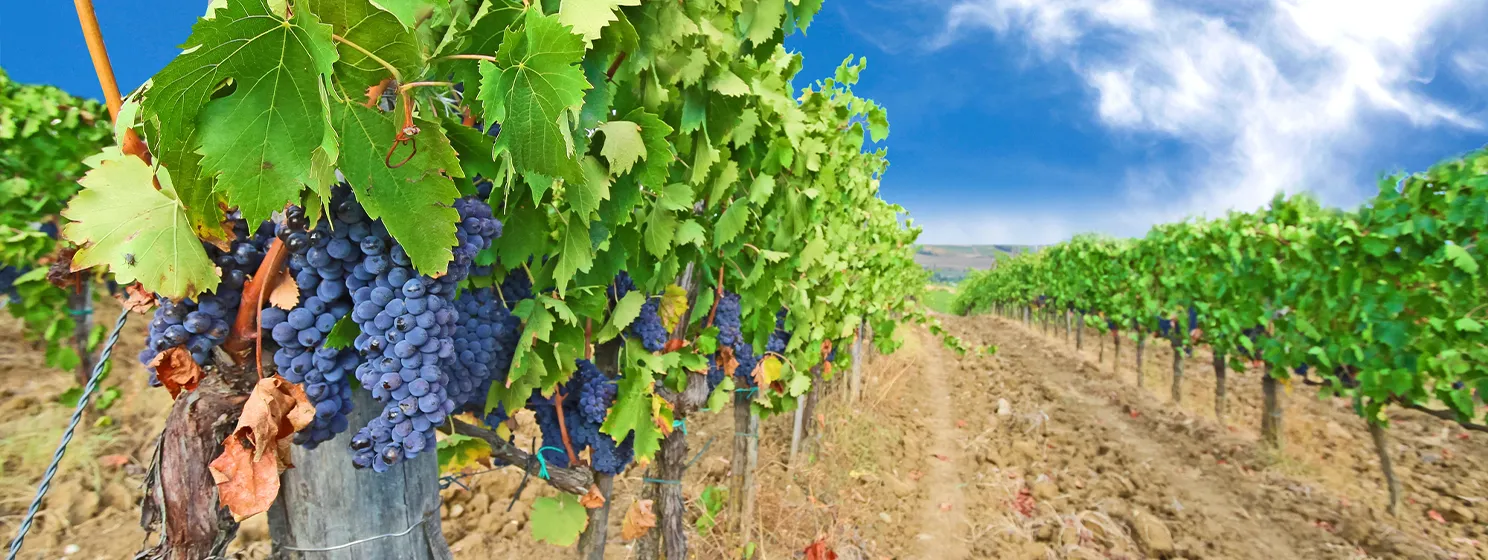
399,81,454,92
223,238,288,366
73,0,149,161
705,263,724,328
605,51,629,81
552,393,581,466
435,54,498,64
332,34,403,84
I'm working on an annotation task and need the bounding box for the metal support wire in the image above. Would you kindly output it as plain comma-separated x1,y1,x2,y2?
6,307,130,560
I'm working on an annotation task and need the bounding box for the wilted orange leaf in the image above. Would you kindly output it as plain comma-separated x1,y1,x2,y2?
98,454,131,468
620,499,656,540
115,283,155,314
580,485,606,509
663,338,687,354
208,433,281,520
209,377,314,520
238,377,315,461
718,346,738,377
1428,510,1446,524
150,347,203,398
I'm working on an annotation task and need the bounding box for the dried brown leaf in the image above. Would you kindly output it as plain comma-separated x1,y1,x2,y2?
149,347,203,398
208,433,281,521
620,499,656,540
268,272,299,310
580,485,606,509
115,283,156,314
718,345,738,377
237,377,315,461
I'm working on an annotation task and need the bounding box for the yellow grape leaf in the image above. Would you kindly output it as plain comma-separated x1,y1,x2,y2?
658,284,689,333
61,155,219,299
754,354,783,388
436,433,492,475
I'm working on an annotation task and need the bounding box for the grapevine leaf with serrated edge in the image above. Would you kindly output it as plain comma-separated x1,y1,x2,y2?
145,0,339,227
477,10,591,184
557,0,641,46
530,494,588,546
334,102,463,276
61,156,218,299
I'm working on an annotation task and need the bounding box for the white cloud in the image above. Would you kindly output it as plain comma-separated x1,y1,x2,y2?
930,0,1484,242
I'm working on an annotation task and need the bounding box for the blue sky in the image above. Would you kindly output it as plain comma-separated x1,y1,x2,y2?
5,1,1487,244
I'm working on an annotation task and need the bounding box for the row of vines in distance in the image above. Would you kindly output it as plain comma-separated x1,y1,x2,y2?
36,0,942,558
0,69,112,384
953,148,1488,514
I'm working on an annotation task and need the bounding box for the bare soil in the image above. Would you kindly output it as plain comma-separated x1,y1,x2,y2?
3,307,1486,559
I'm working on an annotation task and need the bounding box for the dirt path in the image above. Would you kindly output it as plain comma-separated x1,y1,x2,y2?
946,314,1480,560
910,329,970,558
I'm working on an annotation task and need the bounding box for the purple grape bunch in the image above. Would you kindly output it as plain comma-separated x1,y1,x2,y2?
140,215,273,384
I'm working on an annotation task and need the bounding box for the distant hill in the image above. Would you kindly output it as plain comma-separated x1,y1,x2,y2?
915,244,1042,283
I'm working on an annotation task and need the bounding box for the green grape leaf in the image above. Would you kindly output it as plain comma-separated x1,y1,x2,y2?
709,69,750,97
324,315,361,349
441,118,502,186
530,494,588,546
747,174,775,205
624,108,674,188
867,105,889,142
1445,244,1478,274
557,0,641,46
61,156,218,299
496,201,549,269
643,206,678,257
596,120,646,176
714,202,749,248
335,102,463,276
436,433,491,474
676,219,706,248
147,0,339,227
570,156,611,218
306,0,423,94
1455,317,1483,333
601,348,664,460
554,218,595,295
369,0,449,30
597,290,645,342
744,0,787,46
477,10,591,184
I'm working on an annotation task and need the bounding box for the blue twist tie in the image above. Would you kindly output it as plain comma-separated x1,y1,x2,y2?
535,446,566,480
735,387,759,395
672,419,686,435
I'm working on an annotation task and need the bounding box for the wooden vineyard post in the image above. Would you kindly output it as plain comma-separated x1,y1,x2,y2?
1169,333,1184,404
730,388,760,553
1367,420,1401,515
850,320,865,403
789,394,806,469
1261,364,1283,449
1212,352,1227,421
1076,314,1083,350
69,285,95,386
576,474,614,559
1135,329,1145,388
1112,329,1120,369
637,265,705,560
267,390,451,560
